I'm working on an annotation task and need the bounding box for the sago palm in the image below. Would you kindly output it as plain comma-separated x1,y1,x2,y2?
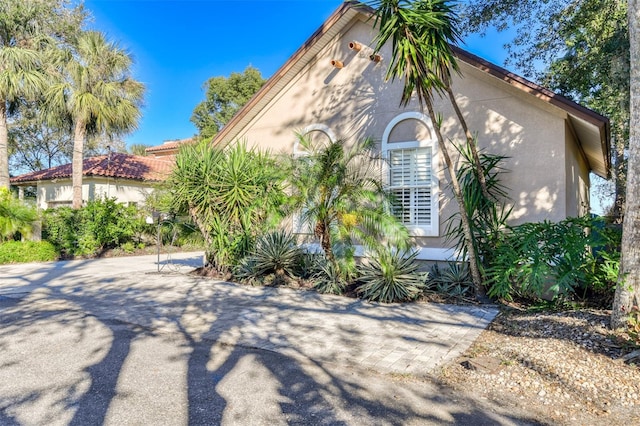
289,134,411,264
45,31,144,208
369,0,485,295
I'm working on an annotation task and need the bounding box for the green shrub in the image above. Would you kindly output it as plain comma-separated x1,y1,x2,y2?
43,198,144,257
81,198,142,249
42,207,80,256
0,240,58,264
0,188,38,241
486,216,620,302
356,249,425,303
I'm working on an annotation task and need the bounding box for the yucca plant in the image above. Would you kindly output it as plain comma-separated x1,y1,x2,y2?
357,249,425,303
235,230,302,280
169,140,286,273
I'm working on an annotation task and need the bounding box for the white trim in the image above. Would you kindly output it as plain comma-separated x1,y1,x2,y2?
294,123,337,156
301,243,459,262
381,112,440,237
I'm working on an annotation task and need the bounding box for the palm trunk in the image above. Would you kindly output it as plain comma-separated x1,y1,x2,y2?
612,0,640,328
0,101,9,189
72,120,86,209
446,86,490,200
316,220,334,262
425,98,484,297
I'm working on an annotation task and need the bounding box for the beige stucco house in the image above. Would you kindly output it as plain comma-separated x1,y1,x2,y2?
10,153,173,209
212,2,610,261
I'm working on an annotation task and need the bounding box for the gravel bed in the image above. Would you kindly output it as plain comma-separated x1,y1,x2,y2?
438,308,640,425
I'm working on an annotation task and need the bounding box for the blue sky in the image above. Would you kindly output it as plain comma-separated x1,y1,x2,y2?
82,0,512,148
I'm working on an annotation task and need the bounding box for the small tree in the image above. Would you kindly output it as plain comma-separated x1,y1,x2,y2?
288,135,410,266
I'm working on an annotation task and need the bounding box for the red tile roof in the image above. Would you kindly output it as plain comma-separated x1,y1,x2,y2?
10,153,174,184
145,138,193,154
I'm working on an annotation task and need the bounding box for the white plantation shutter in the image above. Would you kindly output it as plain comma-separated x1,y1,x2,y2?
389,147,432,226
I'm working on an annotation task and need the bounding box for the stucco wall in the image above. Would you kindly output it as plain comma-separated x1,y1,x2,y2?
564,122,591,217
36,178,154,209
233,18,584,256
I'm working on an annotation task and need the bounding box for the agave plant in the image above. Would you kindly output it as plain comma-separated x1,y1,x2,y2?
312,258,349,295
426,262,474,299
357,249,425,303
235,230,302,280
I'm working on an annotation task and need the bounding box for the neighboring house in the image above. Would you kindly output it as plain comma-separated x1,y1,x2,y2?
145,138,193,159
212,2,610,262
10,153,173,209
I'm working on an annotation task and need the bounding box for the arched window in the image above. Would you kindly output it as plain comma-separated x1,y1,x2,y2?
293,123,336,156
382,112,439,236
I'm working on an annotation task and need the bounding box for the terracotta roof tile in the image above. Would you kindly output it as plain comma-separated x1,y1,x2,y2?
10,153,174,184
145,138,193,154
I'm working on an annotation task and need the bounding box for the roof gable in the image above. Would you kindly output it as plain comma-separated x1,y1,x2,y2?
212,1,610,178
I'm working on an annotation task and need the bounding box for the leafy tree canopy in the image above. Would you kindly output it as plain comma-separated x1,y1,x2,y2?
191,66,265,141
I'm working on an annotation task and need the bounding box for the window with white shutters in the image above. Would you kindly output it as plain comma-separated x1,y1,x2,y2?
388,147,432,226
381,112,439,237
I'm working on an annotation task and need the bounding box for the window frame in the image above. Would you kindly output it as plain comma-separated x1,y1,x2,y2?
381,112,440,237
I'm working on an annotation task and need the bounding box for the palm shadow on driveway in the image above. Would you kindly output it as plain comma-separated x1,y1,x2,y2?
0,258,539,425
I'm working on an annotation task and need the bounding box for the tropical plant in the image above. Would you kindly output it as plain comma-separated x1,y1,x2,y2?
484,216,610,302
45,30,144,209
288,134,411,267
445,142,512,276
369,0,486,295
311,258,350,295
0,0,84,188
426,262,474,300
169,140,286,272
235,230,302,281
357,249,425,303
0,188,37,241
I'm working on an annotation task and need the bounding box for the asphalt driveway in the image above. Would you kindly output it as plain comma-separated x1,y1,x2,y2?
0,253,539,425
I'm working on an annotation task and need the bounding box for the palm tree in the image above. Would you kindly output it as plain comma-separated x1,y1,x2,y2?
45,31,144,209
0,0,85,189
289,134,410,264
370,0,485,294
